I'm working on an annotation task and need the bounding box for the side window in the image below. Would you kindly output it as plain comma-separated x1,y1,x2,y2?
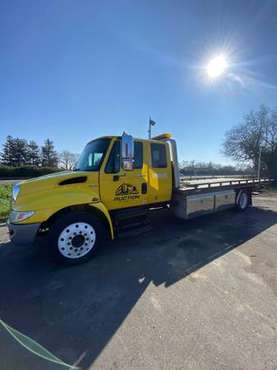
105,140,143,173
105,141,120,173
134,142,143,169
88,152,103,168
151,143,167,168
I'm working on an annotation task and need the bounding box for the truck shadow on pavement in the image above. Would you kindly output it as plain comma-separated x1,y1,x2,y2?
0,204,277,369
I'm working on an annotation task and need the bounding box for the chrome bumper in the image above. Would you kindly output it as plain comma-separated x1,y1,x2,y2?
8,222,40,245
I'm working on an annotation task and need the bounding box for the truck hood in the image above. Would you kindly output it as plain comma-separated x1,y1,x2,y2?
18,171,89,190
14,171,100,211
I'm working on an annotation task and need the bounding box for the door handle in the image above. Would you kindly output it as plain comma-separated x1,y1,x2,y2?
113,173,126,181
141,183,147,194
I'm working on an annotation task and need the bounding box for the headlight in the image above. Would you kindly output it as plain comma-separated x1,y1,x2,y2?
12,184,20,202
9,210,35,223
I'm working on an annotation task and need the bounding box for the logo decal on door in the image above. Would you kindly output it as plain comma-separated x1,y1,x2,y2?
114,183,140,201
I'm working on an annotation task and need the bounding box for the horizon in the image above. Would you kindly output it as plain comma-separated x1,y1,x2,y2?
1,0,277,165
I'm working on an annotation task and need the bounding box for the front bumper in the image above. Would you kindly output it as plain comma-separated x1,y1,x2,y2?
8,222,41,245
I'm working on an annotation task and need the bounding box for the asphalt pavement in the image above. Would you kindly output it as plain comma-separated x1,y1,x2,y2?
0,191,277,370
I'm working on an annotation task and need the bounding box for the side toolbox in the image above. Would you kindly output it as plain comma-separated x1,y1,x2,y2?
186,193,214,218
172,189,236,219
214,190,236,210
172,191,214,219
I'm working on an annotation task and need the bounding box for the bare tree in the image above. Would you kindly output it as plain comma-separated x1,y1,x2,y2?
223,105,277,179
59,150,79,170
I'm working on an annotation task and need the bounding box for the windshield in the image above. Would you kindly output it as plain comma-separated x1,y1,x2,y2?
75,138,111,171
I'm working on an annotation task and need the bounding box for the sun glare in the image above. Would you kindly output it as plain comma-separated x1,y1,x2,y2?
206,54,229,79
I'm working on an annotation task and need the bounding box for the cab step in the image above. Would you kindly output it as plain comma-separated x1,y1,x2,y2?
113,206,151,237
117,222,152,238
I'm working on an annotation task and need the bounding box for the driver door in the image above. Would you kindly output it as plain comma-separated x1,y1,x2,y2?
100,139,148,210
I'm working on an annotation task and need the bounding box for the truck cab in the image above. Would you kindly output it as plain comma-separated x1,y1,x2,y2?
8,133,178,264
91,135,173,209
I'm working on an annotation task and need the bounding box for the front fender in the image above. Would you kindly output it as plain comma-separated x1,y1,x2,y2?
12,184,115,239
88,202,114,239
13,188,100,224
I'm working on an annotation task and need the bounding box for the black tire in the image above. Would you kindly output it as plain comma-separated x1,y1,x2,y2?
48,211,104,264
236,190,249,211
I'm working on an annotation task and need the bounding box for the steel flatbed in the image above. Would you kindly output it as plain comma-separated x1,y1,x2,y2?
177,177,272,195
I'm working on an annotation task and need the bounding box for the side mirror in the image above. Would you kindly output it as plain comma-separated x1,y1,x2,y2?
121,132,134,171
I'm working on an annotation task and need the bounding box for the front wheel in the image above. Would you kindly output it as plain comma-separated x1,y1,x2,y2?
48,212,104,264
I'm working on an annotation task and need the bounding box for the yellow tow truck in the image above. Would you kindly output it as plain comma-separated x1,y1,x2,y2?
8,133,270,264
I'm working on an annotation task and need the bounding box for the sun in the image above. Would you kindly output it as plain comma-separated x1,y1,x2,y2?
206,54,229,79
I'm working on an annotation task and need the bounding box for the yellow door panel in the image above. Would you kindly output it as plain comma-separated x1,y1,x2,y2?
100,139,148,210
147,142,172,204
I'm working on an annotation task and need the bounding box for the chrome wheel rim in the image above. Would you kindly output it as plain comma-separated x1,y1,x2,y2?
58,222,96,259
239,193,248,209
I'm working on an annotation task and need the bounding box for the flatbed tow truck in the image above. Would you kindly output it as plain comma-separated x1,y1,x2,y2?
8,133,271,264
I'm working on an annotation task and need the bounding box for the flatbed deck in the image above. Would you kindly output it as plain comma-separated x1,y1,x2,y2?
177,177,271,195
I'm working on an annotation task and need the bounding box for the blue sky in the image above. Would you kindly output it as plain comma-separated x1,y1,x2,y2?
1,0,277,164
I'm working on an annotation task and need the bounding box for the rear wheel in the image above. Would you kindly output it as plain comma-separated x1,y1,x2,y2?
48,212,104,264
236,191,249,211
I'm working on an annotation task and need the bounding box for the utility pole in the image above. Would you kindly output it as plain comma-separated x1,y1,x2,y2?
257,124,267,182
148,117,156,139
257,145,262,181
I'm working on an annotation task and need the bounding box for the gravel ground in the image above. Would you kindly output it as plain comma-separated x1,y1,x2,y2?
0,191,277,370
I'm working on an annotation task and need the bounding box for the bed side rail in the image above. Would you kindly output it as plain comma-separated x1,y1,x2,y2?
179,178,273,190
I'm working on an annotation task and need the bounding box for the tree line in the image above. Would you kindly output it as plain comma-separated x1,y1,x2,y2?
179,160,254,177
0,136,78,170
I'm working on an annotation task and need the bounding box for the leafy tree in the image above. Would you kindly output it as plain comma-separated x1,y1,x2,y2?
41,139,58,168
223,105,277,179
59,150,79,170
26,140,41,166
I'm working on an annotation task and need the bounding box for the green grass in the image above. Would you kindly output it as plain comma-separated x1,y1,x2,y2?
0,185,12,221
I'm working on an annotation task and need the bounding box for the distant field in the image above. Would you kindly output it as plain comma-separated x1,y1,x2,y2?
0,185,11,221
